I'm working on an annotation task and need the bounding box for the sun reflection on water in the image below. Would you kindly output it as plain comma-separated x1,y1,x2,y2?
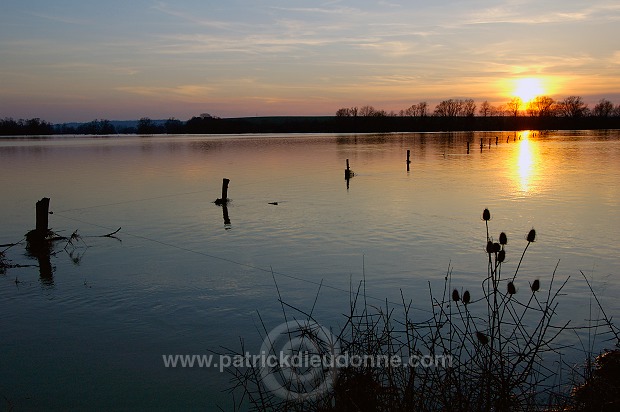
513,131,539,193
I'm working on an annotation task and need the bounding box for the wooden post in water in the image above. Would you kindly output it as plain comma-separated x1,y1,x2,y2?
26,197,53,284
488,138,492,149
467,141,470,154
406,150,411,164
480,138,483,151
495,136,499,145
221,178,230,201
215,178,230,205
26,197,50,246
35,197,50,234
345,159,352,179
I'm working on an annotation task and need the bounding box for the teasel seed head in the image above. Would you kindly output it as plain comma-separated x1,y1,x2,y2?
531,279,540,292
452,289,460,302
497,249,506,263
507,281,516,295
486,241,494,254
482,208,491,221
527,228,536,243
499,232,508,245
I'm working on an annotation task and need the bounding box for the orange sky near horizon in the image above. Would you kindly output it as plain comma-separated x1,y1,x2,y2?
1,1,620,122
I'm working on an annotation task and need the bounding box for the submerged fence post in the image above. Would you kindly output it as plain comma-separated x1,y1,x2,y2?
467,141,470,154
35,197,50,234
215,178,230,205
345,159,352,179
26,197,53,283
27,197,50,245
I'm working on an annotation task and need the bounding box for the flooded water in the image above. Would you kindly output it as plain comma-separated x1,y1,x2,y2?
1,130,619,410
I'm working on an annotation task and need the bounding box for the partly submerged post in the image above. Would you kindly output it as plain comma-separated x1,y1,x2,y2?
26,197,53,283
215,178,230,205
35,197,50,234
406,150,411,164
467,141,470,154
345,159,353,180
495,136,499,145
480,138,483,151
27,197,51,245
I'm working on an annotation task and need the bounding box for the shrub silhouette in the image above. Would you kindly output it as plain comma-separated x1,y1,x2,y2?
226,209,619,412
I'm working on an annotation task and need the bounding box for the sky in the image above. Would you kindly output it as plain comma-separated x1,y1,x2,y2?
1,0,620,122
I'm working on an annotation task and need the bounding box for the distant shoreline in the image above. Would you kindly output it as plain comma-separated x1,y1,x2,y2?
2,115,620,135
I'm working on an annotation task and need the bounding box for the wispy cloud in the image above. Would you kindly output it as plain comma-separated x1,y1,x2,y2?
464,1,620,25
26,11,90,25
153,30,354,56
269,5,363,16
151,2,255,31
117,85,214,101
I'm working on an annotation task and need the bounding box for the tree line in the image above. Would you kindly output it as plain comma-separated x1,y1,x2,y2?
336,96,620,118
0,117,186,135
0,117,55,135
2,96,620,136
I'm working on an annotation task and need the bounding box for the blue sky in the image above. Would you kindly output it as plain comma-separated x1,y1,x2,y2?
1,0,619,122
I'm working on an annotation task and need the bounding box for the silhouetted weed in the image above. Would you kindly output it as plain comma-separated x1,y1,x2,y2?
225,209,618,412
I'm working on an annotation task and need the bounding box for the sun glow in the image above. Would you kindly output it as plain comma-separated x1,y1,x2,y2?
513,78,544,104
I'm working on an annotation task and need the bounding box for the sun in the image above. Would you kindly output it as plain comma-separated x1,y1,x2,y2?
513,78,544,103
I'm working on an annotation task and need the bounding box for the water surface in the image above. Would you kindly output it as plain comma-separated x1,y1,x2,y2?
1,131,619,410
